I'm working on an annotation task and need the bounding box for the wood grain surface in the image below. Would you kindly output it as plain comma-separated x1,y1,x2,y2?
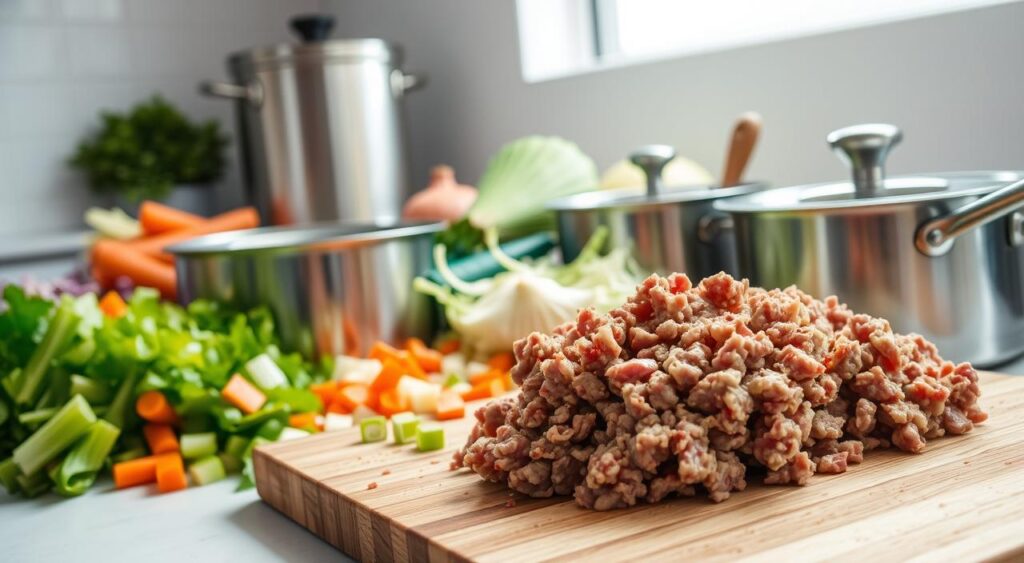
253,372,1024,562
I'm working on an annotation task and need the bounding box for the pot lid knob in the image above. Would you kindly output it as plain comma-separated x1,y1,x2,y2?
827,124,902,198
630,145,676,198
290,15,335,43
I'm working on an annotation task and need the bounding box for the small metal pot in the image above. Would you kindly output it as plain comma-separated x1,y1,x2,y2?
548,146,765,278
169,221,443,359
716,124,1024,367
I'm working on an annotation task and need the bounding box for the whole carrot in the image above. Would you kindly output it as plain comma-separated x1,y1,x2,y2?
138,201,205,235
131,207,260,261
91,240,177,300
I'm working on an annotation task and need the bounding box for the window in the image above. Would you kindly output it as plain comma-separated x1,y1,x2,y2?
517,0,1019,82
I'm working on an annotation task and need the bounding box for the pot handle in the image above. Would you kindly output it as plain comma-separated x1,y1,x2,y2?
697,211,734,244
391,70,428,97
915,177,1024,256
199,81,263,107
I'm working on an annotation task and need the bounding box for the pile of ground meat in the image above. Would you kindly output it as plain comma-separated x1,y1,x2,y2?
452,273,987,510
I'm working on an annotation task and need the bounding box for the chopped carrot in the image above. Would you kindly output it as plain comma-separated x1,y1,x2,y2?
309,381,338,411
92,240,177,300
370,358,406,395
139,201,205,235
113,456,158,489
331,384,369,413
375,388,408,417
143,424,179,454
469,368,504,386
406,338,443,373
136,391,179,425
502,371,515,392
436,390,465,420
368,341,427,380
400,351,427,380
98,291,127,318
289,412,319,431
461,378,505,402
487,352,514,372
221,374,267,414
130,207,260,262
155,453,187,493
436,338,461,355
368,341,405,364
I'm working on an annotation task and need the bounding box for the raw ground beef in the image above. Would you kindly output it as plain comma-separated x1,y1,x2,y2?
451,273,987,510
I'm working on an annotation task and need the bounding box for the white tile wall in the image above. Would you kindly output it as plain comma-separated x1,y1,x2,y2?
0,0,325,237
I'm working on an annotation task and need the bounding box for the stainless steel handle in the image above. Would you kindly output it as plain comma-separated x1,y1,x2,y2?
827,124,902,198
630,145,676,198
390,70,428,97
915,177,1024,256
697,211,734,244
199,81,263,106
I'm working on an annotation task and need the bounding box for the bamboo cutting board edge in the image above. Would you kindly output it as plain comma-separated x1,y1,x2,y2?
253,372,1024,563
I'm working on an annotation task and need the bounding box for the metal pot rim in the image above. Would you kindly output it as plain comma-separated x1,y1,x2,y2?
168,221,444,257
716,171,1024,214
547,181,766,213
229,38,402,70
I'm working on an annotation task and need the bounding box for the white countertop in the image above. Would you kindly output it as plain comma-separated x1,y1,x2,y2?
1,478,352,562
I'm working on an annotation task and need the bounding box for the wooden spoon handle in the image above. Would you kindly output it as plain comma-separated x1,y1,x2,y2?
721,112,762,187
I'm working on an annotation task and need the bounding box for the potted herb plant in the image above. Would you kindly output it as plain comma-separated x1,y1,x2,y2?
70,96,229,215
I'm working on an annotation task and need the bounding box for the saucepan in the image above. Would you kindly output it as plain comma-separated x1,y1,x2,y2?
169,222,443,359
716,124,1024,367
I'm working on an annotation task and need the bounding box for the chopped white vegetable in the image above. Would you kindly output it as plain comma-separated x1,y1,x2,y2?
441,353,467,378
351,404,380,423
450,381,472,396
397,376,441,414
246,353,288,389
324,413,354,432
465,361,489,378
278,427,311,442
333,355,384,385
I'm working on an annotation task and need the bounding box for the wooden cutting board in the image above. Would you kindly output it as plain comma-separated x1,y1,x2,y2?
253,372,1024,562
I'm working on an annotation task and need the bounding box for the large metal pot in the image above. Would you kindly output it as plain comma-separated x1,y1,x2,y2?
169,221,443,359
716,124,1024,367
201,16,424,226
549,145,764,278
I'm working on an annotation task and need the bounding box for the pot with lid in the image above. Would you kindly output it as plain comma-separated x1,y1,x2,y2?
548,145,765,279
201,15,425,226
716,123,1024,367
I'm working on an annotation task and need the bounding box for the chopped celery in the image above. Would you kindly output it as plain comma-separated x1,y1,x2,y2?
0,457,20,493
102,371,139,429
54,419,120,497
180,432,218,460
16,470,51,498
415,423,445,452
442,373,463,388
323,413,353,432
224,435,250,458
360,416,387,443
238,436,271,491
14,297,79,406
218,452,242,474
69,375,112,405
13,395,96,475
188,455,226,486
17,407,57,427
278,427,310,441
391,412,420,444
245,354,288,389
255,418,284,441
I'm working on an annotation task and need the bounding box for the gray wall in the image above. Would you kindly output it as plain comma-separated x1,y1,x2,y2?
0,0,325,237
325,0,1024,191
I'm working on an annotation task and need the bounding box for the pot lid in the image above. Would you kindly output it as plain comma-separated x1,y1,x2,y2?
228,16,402,70
716,124,1024,213
547,145,764,213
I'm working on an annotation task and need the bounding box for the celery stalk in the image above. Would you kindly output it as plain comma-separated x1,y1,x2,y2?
17,407,57,426
103,371,139,429
13,395,96,475
69,375,112,405
55,419,120,496
188,455,226,486
224,435,250,458
16,470,51,498
218,452,242,474
0,457,20,493
14,298,79,406
180,432,218,460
